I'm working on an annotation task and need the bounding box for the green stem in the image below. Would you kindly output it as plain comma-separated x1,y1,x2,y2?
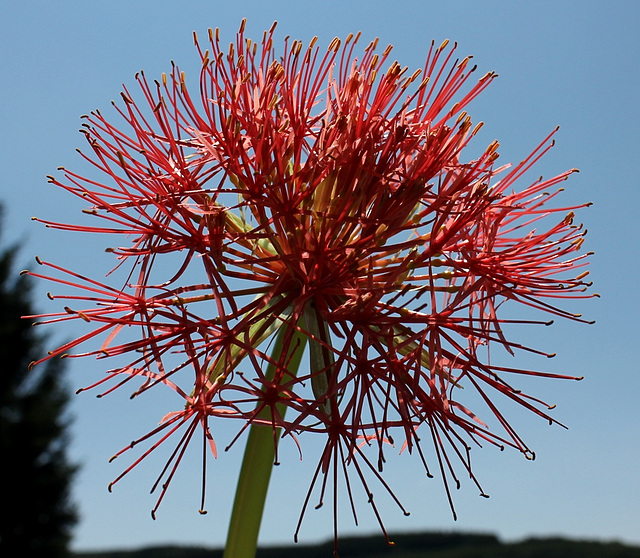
223,324,306,558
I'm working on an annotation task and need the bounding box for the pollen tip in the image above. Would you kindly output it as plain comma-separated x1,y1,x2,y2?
78,311,91,322
151,510,157,520
547,352,556,358
198,509,208,515
576,376,585,381
108,482,114,491
75,388,84,394
19,269,29,276
35,255,43,265
28,361,36,370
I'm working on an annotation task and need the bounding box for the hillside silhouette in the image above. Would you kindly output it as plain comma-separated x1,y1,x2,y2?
73,531,640,558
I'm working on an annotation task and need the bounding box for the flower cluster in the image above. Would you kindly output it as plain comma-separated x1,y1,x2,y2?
27,20,593,544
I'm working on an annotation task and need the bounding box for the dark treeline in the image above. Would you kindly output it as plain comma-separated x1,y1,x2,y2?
73,531,640,558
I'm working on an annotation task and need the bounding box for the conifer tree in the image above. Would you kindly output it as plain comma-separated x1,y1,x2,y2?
0,208,78,556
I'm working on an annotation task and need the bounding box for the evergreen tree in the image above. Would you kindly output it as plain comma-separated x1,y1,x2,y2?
0,208,78,556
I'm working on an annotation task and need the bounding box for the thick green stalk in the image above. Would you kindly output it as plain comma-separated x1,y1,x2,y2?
223,324,306,558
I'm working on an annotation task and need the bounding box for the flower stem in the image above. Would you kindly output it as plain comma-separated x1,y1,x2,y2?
223,324,306,558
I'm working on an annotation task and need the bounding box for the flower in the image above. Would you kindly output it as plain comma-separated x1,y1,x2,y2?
26,19,594,549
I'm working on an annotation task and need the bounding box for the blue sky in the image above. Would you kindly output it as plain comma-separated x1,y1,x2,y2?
1,0,639,552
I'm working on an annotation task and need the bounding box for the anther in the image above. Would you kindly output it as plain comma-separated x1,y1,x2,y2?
328,37,341,52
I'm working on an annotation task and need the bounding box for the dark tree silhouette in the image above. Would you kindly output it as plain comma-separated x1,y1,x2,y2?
0,208,78,556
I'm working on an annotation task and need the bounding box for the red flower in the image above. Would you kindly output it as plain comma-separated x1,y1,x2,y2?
26,20,594,546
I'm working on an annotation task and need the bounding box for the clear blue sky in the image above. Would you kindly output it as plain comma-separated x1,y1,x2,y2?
1,0,639,552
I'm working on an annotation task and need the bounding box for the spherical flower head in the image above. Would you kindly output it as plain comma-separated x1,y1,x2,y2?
26,19,595,547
